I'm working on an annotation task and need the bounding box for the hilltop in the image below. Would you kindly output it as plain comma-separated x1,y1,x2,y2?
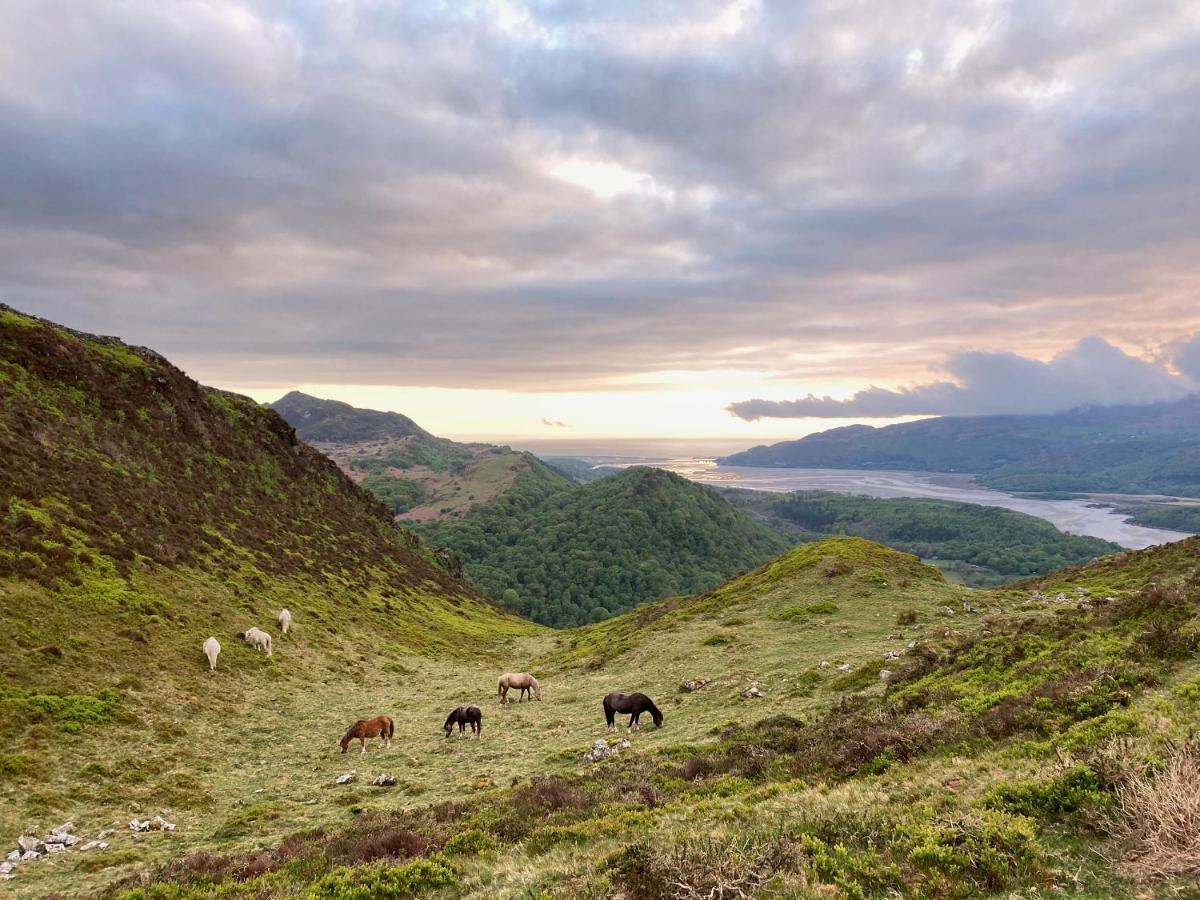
722,398,1200,528
269,392,572,521
722,488,1121,585
416,467,793,626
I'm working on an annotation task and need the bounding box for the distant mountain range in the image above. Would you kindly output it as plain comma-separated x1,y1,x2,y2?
722,396,1200,500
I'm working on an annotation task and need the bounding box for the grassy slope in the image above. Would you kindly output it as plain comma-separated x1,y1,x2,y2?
0,308,537,897
112,535,1200,899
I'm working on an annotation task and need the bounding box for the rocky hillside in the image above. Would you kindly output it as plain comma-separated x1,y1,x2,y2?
269,391,572,521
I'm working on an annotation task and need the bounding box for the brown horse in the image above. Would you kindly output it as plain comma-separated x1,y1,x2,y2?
498,672,542,704
340,715,394,754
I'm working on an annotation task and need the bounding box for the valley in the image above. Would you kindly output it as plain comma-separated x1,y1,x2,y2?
2,307,1198,898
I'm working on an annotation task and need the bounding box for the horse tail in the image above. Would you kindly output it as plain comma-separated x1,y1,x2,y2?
529,675,541,699
386,716,395,739
497,676,504,697
603,695,615,727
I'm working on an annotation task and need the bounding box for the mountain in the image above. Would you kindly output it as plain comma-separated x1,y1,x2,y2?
416,467,793,626
269,390,435,443
269,391,573,521
721,397,1200,500
721,488,1121,585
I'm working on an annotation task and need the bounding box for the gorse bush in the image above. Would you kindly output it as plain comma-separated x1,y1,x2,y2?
307,858,455,899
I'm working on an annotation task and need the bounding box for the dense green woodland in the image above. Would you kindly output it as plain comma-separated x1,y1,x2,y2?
416,467,791,626
723,489,1121,586
723,397,1200,501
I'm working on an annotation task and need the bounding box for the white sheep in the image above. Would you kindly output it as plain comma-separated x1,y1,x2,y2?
202,637,221,671
277,608,292,635
241,627,273,657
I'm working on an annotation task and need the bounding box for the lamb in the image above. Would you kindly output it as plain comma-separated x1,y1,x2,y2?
240,627,273,657
202,636,221,671
277,608,292,635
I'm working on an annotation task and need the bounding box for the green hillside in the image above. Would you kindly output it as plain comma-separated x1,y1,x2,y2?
723,488,1121,584
416,467,793,626
119,536,1200,899
722,398,1200,501
270,392,573,521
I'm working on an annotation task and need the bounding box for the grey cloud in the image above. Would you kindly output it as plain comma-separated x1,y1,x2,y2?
541,418,571,428
728,336,1200,419
1,1,1199,391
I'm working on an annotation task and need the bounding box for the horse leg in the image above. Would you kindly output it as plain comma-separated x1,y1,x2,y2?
360,737,367,756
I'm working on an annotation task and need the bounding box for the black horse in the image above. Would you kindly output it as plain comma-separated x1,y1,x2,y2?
603,692,663,731
443,705,483,737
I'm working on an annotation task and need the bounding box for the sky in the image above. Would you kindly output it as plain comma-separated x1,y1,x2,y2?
2,0,1199,441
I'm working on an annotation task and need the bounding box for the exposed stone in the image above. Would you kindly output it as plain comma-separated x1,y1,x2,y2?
372,774,396,786
741,681,763,699
0,862,13,875
5,850,19,862
879,669,893,681
682,677,711,692
19,851,39,862
583,737,631,763
97,829,114,840
335,772,355,785
79,841,100,852
836,662,852,672
44,843,66,854
16,835,40,853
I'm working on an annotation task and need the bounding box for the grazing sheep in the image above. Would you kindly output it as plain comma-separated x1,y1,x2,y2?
202,637,221,671
240,627,273,657
278,608,292,635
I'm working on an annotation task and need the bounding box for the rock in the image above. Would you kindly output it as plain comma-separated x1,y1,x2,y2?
879,669,893,681
741,681,763,699
5,850,19,862
19,851,39,862
79,841,100,852
335,773,355,785
24,827,36,836
819,661,830,668
583,738,631,763
44,843,66,854
940,606,956,615
16,835,41,853
253,788,265,794
97,829,114,840
372,774,396,786
51,822,74,836
884,650,902,660
151,816,176,832
98,841,109,850
836,662,852,672
682,677,710,692
0,862,12,875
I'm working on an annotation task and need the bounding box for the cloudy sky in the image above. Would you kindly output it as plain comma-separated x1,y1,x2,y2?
3,1,1199,440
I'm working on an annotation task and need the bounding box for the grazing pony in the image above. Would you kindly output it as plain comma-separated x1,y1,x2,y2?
603,692,663,731
340,715,394,754
498,672,542,704
278,608,292,635
240,627,272,657
443,706,483,737
202,637,221,671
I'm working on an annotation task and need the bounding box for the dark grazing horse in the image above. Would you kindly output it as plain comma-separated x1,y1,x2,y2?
443,705,483,737
603,692,663,731
340,715,394,754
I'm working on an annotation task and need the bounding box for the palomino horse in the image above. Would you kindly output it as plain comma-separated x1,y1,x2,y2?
340,715,394,754
497,672,542,704
443,706,483,737
603,692,663,731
